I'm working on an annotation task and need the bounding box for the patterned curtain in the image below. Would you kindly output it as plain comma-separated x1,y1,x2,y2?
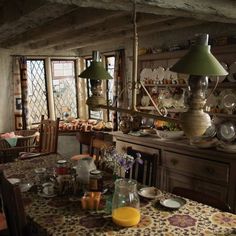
77,58,88,119
13,57,30,130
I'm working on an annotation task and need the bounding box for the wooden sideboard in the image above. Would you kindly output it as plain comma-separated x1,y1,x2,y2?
112,132,236,213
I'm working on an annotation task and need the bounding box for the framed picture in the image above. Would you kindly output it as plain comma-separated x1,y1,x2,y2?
14,95,22,113
15,114,23,130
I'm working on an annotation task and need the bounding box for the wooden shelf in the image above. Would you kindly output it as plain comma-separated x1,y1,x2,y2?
138,106,236,118
137,44,236,62
141,82,236,88
137,106,186,113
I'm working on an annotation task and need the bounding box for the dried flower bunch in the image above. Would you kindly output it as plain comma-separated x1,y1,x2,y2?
102,146,143,175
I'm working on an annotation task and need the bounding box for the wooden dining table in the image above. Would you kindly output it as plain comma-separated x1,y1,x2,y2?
1,153,236,236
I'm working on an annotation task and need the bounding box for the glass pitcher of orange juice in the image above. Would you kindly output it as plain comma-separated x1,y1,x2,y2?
112,178,140,227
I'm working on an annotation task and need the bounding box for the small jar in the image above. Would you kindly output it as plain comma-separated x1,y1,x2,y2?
56,160,69,175
89,169,103,192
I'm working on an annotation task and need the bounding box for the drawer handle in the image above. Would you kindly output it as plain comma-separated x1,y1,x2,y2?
170,159,178,166
205,166,215,175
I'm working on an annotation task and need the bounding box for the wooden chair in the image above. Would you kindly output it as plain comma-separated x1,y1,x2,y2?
172,187,231,212
0,140,14,163
38,115,60,154
89,136,114,169
76,131,93,154
126,147,159,186
72,136,113,169
0,170,29,236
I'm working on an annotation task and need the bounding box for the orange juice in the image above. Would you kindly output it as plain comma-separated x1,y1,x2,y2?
112,207,141,227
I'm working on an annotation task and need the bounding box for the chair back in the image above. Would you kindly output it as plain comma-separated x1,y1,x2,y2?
39,115,60,154
16,135,37,152
89,137,113,169
172,187,231,212
76,131,93,154
0,170,28,236
0,140,17,163
126,147,159,186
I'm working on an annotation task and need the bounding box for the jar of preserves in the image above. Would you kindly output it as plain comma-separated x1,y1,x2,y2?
89,169,103,192
56,160,69,175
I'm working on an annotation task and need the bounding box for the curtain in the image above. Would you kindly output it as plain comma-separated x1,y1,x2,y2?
13,57,29,130
112,49,126,130
77,58,88,119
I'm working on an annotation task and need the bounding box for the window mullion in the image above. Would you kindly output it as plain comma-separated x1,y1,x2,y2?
45,58,55,119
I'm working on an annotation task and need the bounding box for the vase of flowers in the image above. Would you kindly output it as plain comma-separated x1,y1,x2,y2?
102,146,143,179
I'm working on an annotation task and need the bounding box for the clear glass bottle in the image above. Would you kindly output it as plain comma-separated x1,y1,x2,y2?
112,178,140,227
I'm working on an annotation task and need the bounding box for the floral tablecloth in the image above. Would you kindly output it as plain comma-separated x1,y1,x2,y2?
1,154,236,236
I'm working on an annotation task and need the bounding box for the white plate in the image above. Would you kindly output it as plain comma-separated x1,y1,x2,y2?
140,68,153,83
160,197,186,209
217,121,236,142
20,183,33,192
228,62,236,82
153,66,165,83
38,192,57,198
7,178,21,185
138,187,162,199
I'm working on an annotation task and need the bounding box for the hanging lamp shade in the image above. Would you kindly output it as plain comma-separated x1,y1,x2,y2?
79,61,113,80
170,35,228,76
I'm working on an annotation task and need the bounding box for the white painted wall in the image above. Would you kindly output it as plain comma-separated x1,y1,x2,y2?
0,50,13,133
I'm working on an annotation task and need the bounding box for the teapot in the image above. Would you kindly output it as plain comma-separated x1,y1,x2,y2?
76,156,97,185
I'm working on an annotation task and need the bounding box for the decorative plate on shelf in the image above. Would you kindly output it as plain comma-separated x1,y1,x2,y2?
140,68,153,83
227,62,236,82
217,121,236,142
153,66,165,84
210,62,228,83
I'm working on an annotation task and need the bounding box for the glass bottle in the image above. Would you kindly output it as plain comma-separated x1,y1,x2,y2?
89,169,103,192
112,178,140,227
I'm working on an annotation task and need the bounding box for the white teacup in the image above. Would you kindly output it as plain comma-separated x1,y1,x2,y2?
42,182,54,196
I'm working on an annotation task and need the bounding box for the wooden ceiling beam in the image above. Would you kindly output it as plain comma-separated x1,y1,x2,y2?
28,14,175,50
54,18,203,51
0,0,75,41
0,8,122,48
46,0,236,24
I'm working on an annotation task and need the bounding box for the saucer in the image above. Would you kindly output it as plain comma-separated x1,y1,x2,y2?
20,183,33,192
7,178,21,185
160,197,186,209
138,187,162,199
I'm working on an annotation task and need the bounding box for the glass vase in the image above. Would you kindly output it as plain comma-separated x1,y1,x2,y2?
112,178,140,227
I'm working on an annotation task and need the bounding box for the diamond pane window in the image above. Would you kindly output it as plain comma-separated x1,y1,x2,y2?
27,60,48,123
51,60,78,119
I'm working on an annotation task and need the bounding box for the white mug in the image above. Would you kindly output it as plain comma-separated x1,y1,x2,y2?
42,182,54,195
